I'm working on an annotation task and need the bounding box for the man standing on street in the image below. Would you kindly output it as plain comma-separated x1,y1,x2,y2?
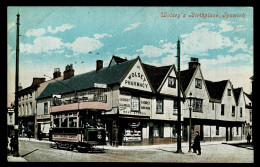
193,131,201,155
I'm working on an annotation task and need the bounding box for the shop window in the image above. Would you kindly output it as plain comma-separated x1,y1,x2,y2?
131,96,140,111
168,76,176,88
228,89,231,96
44,102,48,115
154,123,164,138
221,104,225,115
124,122,142,142
216,126,219,136
232,106,235,117
156,99,163,114
195,78,202,89
193,99,203,112
240,108,242,117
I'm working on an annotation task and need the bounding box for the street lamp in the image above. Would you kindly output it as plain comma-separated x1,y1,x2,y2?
186,92,193,152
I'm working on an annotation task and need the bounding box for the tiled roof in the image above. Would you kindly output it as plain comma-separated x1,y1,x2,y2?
205,80,228,101
142,63,171,91
112,55,128,64
180,68,196,92
244,92,252,101
36,58,136,100
233,88,242,104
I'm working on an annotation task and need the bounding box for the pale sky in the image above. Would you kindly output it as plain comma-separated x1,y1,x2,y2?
7,7,253,106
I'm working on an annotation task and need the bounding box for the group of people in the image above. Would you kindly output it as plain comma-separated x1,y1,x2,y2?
192,131,253,156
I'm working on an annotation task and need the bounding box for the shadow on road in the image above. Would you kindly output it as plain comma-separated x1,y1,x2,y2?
21,149,39,157
223,142,253,150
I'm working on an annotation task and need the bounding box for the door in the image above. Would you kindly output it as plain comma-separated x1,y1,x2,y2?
230,127,233,141
200,125,204,141
226,127,229,141
149,126,154,144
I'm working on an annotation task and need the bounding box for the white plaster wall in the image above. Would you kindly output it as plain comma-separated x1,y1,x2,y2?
159,68,183,98
151,97,182,121
105,85,120,114
216,81,237,121
183,68,210,119
142,123,149,139
203,125,210,137
37,98,52,115
164,123,171,137
236,91,246,122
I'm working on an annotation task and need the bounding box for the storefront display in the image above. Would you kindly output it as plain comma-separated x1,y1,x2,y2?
123,122,142,142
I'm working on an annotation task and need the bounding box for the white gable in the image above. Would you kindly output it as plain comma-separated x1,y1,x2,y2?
120,60,152,92
159,67,181,97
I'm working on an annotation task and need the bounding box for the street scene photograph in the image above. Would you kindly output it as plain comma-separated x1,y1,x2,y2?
7,6,253,163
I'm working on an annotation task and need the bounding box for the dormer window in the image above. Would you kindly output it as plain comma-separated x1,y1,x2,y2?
168,76,176,88
228,89,231,96
195,78,202,89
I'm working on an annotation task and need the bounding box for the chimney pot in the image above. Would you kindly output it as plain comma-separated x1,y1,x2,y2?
189,57,200,69
32,78,46,86
63,64,74,80
53,68,61,79
96,60,103,72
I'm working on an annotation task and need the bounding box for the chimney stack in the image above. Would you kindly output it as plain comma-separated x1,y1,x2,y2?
96,60,103,72
188,57,200,69
53,68,61,79
31,78,46,86
63,64,74,80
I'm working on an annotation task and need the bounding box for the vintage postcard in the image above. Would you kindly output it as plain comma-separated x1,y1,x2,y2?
7,7,253,163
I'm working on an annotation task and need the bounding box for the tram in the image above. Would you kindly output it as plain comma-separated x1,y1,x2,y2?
50,110,106,152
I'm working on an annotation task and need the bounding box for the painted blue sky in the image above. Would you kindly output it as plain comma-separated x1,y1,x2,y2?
7,7,253,106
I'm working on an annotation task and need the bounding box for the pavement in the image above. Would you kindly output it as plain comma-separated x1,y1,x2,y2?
7,137,250,162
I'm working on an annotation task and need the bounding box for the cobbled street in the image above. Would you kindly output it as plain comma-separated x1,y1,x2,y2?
8,138,254,163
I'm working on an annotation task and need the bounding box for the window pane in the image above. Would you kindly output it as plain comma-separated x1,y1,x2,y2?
69,117,77,127
131,96,139,111
168,77,176,88
173,100,178,114
54,118,59,127
193,99,202,112
156,99,163,113
61,117,67,127
221,104,225,115
195,78,202,88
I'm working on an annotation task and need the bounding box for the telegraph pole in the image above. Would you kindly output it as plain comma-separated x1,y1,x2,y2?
176,38,183,153
13,13,20,157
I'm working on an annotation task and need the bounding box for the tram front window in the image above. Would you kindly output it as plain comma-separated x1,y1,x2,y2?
69,117,77,127
61,117,68,127
53,118,59,127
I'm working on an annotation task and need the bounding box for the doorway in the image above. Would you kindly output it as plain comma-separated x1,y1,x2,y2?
200,125,204,141
149,126,154,144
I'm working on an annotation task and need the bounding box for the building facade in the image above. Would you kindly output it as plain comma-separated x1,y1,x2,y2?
36,53,249,146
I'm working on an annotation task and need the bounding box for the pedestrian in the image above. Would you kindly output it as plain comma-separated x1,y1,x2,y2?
39,130,42,141
27,129,32,141
193,131,201,155
247,133,251,144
